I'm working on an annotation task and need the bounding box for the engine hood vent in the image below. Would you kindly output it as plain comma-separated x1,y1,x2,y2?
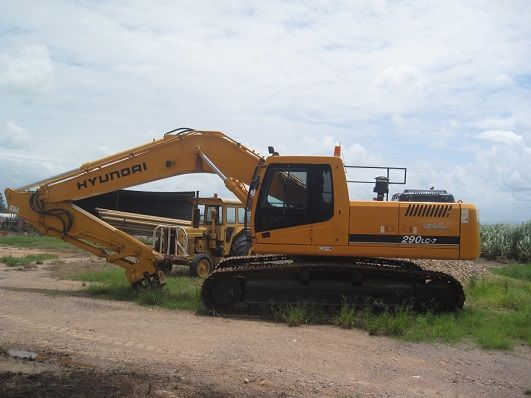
405,204,453,218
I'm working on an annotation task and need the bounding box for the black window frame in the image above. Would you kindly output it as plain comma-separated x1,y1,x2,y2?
255,164,334,232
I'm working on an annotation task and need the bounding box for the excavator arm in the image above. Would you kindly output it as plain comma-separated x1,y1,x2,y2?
5,128,264,286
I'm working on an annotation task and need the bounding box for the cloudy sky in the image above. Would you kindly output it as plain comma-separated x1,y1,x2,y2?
1,1,530,223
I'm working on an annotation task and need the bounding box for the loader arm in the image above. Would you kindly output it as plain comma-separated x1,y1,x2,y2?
5,128,264,286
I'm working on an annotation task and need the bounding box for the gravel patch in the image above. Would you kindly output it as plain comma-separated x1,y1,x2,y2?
412,259,488,285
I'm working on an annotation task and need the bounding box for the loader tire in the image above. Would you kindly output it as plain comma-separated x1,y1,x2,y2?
230,233,251,257
189,254,213,278
157,260,173,275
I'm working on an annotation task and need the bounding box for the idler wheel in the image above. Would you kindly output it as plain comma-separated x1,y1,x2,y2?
209,277,242,308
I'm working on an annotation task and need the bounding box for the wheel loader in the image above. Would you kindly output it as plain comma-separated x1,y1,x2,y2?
96,196,250,277
152,196,250,277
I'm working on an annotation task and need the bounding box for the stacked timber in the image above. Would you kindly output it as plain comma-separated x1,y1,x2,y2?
96,208,191,236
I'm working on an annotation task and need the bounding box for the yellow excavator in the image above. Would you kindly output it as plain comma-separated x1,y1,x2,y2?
5,128,480,311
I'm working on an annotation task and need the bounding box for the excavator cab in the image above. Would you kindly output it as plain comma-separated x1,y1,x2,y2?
251,156,350,251
250,154,479,261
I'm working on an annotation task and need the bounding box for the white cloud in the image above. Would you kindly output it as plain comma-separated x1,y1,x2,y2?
472,116,516,130
474,136,531,198
365,64,427,114
298,135,381,165
0,121,31,148
342,143,382,166
475,130,524,145
299,135,338,156
0,44,54,94
372,65,426,97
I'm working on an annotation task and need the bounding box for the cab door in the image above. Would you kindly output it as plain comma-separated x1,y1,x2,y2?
310,164,349,247
253,164,312,245
253,163,341,248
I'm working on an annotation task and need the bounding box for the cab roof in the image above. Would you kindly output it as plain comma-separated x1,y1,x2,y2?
193,197,243,206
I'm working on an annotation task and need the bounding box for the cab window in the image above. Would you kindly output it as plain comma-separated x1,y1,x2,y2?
264,169,307,209
204,205,222,224
226,207,236,224
255,164,333,232
237,207,245,224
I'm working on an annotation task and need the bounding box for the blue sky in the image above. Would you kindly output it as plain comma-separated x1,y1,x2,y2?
1,1,530,223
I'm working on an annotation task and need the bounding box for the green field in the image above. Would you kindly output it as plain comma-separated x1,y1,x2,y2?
481,221,531,262
0,235,76,251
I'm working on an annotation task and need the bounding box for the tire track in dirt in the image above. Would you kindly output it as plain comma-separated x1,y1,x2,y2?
1,313,165,354
1,258,530,398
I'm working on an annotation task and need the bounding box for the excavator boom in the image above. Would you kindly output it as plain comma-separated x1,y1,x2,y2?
5,129,263,286
15,129,262,203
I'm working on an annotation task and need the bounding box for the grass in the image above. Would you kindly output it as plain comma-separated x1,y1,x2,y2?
491,263,531,281
332,264,531,350
69,262,530,350
271,303,327,327
70,267,203,311
274,304,308,327
0,253,59,267
333,306,528,350
0,235,76,251
263,264,531,350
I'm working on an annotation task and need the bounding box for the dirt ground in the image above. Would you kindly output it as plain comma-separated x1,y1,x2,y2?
0,248,529,397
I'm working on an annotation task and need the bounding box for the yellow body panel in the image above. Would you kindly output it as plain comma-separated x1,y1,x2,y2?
349,201,399,245
457,203,481,259
253,200,480,260
256,225,313,246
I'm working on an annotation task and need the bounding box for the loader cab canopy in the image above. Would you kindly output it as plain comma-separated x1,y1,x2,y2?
192,197,245,226
255,164,333,231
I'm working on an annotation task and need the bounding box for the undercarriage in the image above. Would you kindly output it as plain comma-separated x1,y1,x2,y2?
200,255,464,313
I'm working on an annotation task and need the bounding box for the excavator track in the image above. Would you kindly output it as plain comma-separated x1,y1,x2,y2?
201,255,464,313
